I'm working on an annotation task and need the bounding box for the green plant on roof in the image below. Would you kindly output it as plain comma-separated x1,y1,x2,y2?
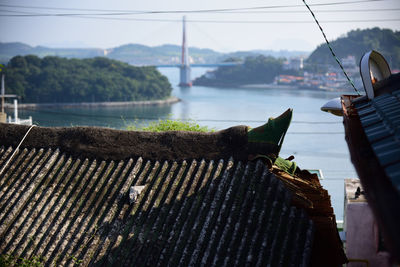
0,254,13,266
0,254,45,267
127,119,214,132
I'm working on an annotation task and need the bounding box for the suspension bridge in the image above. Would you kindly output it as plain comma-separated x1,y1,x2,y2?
157,16,241,87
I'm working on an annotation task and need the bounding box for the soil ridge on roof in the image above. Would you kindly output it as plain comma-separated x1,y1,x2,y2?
0,123,278,161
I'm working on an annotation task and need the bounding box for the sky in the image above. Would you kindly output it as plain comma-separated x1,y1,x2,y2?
0,0,399,52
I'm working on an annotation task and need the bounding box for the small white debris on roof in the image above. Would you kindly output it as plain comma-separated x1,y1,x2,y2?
129,185,146,204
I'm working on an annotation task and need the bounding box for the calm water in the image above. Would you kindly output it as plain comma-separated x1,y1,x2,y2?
15,67,358,220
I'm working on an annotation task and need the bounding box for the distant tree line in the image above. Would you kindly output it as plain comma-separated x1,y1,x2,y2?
3,55,172,103
307,28,400,70
193,55,298,87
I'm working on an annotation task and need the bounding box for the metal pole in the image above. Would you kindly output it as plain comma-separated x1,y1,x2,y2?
1,74,4,113
14,99,18,123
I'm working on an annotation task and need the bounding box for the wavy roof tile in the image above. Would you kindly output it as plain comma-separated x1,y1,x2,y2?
355,91,400,189
0,123,345,266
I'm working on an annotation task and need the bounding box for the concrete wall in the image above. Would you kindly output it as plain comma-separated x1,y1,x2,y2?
345,179,391,267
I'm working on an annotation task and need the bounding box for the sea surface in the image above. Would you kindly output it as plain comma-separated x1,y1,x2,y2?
15,67,359,221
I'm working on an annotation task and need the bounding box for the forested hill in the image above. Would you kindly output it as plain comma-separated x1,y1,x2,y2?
193,56,290,87
307,28,400,69
3,55,172,103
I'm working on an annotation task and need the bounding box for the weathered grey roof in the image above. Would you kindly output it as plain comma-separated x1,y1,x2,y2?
354,89,400,191
0,146,314,266
0,123,347,266
343,72,400,261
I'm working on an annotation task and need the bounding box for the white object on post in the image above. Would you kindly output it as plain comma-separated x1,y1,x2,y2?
14,99,19,124
360,50,391,100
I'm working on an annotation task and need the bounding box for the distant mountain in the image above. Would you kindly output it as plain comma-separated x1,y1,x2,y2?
0,42,222,65
0,42,33,57
0,42,309,66
0,42,104,63
307,28,400,69
219,50,309,61
106,44,221,65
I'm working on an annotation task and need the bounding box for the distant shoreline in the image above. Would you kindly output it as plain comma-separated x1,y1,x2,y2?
240,83,296,89
5,96,180,109
240,83,353,92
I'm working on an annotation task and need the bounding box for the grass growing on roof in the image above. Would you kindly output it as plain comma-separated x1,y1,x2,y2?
127,119,214,132
0,254,45,267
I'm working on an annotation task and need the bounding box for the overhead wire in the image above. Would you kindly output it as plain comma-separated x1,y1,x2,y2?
17,108,345,134
280,149,349,158
1,6,399,16
0,0,386,14
1,11,398,23
205,8,400,14
1,7,397,23
2,7,398,16
0,0,397,24
321,178,354,180
2,8,398,14
302,0,361,95
16,106,342,124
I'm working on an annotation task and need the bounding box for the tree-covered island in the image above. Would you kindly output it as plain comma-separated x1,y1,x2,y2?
193,55,295,87
3,55,172,103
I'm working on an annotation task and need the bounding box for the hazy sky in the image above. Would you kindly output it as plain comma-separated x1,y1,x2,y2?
1,0,399,52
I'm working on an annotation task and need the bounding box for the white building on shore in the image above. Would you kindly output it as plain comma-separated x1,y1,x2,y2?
0,74,33,125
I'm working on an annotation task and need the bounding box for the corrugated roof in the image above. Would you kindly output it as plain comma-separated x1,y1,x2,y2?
354,90,400,192
0,146,314,266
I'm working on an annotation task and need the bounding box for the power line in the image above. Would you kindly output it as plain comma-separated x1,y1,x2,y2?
211,8,400,14
1,5,397,17
2,7,399,18
302,0,361,95
1,2,397,23
17,106,342,124
1,12,398,23
321,178,354,180
2,7,398,16
287,132,343,134
0,0,385,14
280,149,348,158
324,171,356,173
